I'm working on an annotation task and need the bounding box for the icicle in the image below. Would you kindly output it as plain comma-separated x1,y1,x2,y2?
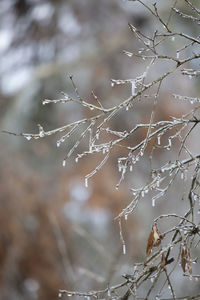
75,157,79,163
176,52,180,59
141,191,145,197
57,141,60,147
122,244,126,255
25,136,32,141
131,80,136,96
125,214,128,221
152,198,156,207
126,106,129,111
62,160,66,167
167,138,171,150
157,135,161,145
85,177,88,188
129,165,133,172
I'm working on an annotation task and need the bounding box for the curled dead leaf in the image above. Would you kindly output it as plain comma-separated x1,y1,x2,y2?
146,224,162,256
181,245,192,275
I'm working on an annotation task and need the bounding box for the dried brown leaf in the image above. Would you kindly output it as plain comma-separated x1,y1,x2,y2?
146,230,154,256
152,224,161,248
161,253,166,267
181,246,192,275
146,224,161,256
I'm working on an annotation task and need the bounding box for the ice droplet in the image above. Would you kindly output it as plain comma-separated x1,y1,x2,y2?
58,293,62,298
62,160,66,167
85,177,88,188
42,100,47,105
123,244,126,255
157,135,161,145
125,214,128,221
131,80,136,96
171,36,175,41
25,136,32,141
57,141,60,147
176,52,180,59
111,82,115,87
152,198,156,207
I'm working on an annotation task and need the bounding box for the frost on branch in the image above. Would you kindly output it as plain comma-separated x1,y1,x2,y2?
3,0,200,299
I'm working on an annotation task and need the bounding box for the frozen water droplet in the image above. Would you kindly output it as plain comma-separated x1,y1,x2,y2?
25,136,32,141
142,57,145,60
151,277,154,283
131,80,136,96
157,136,161,145
57,141,60,147
152,198,156,207
171,36,175,41
85,177,88,188
111,82,115,87
141,191,145,197
125,214,128,221
62,160,66,167
122,244,126,255
176,52,179,59
126,106,129,111
75,157,79,163
129,165,133,172
189,75,192,80
90,107,94,110
58,293,62,298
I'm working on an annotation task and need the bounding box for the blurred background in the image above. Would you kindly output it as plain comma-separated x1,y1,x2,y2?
0,0,200,299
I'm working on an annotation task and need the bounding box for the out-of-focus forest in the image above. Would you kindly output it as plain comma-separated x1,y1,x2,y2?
0,0,199,299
